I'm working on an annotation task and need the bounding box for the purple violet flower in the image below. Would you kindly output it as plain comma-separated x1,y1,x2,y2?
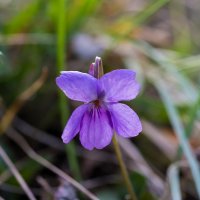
56,57,142,150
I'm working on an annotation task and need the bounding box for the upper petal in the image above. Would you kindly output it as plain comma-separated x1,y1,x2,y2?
99,69,140,102
107,103,142,137
79,105,113,150
62,104,89,143
56,71,98,102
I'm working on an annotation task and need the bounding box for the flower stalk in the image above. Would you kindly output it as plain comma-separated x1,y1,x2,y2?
94,58,137,200
112,134,138,200
94,59,137,199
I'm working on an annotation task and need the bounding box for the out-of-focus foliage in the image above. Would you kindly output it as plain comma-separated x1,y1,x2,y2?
0,0,200,200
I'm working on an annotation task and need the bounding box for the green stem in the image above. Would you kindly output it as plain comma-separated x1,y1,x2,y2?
112,134,138,200
57,0,81,180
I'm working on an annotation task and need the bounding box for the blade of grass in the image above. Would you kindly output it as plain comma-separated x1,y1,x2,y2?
108,0,169,39
133,0,170,26
5,0,41,33
169,0,192,54
56,0,81,180
153,78,200,198
0,52,9,76
67,0,99,37
177,93,200,157
167,162,182,200
137,41,197,101
184,93,200,137
174,55,200,72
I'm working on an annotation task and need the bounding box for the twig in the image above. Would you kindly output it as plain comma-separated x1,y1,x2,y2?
118,137,165,196
37,176,54,197
0,146,37,200
159,182,171,200
13,117,116,163
142,119,177,159
82,174,119,189
0,159,24,184
14,117,63,150
0,33,54,45
0,183,41,195
6,128,99,200
0,149,53,184
0,68,48,134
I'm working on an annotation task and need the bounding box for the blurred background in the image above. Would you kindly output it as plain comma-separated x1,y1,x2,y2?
0,0,200,199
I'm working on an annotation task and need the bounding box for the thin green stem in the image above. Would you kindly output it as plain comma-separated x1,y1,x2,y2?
56,0,81,180
112,134,137,200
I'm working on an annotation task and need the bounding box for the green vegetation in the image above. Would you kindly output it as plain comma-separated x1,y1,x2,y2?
0,0,200,199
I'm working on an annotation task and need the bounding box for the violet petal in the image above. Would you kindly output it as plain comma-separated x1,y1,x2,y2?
107,103,142,137
99,69,140,102
61,104,89,143
56,71,97,102
79,105,113,150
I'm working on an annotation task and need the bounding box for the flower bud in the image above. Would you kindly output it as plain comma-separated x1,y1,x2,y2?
89,56,104,79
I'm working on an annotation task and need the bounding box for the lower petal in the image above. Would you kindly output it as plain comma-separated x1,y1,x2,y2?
79,105,113,150
107,103,142,138
61,104,89,143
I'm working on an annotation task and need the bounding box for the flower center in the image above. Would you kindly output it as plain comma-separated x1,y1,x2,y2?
93,99,100,107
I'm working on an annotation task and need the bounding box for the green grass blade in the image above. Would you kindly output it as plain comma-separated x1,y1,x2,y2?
153,79,200,198
5,0,41,33
110,0,169,39
56,0,81,180
177,93,200,157
137,41,197,101
169,0,192,54
168,163,182,200
185,94,200,137
67,0,99,37
133,0,170,26
174,55,200,72
0,52,12,78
